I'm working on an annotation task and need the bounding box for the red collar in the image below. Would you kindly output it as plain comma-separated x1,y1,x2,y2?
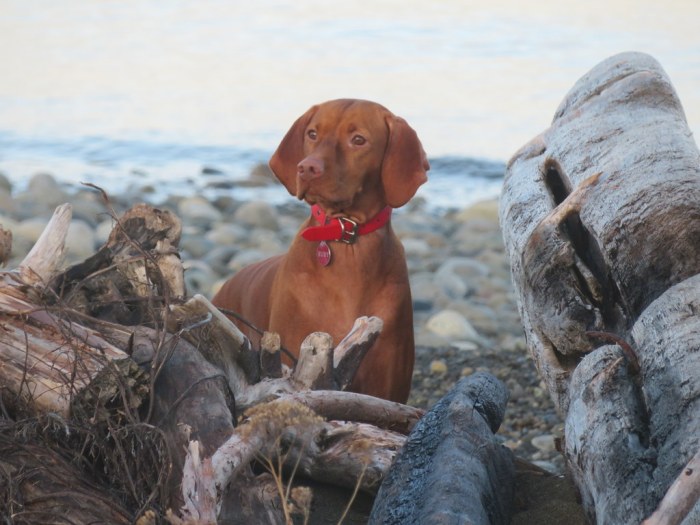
301,205,392,244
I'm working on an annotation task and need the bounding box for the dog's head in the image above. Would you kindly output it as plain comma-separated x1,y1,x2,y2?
269,99,429,222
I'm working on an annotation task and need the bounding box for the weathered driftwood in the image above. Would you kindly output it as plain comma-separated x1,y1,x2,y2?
0,204,146,418
0,433,132,524
0,226,11,266
642,449,700,525
0,200,429,523
177,403,406,523
369,372,515,525
500,51,700,524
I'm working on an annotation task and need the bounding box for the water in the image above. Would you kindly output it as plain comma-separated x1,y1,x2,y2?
1,0,699,210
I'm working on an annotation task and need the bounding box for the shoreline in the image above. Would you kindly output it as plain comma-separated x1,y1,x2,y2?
0,170,565,474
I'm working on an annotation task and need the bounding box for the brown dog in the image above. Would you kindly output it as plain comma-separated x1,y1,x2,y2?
211,99,429,403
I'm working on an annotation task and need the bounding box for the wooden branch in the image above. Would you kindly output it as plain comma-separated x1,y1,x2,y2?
642,449,700,525
17,204,72,286
0,293,139,418
174,398,405,523
370,372,514,524
292,332,334,389
280,390,423,434
260,331,282,378
167,294,258,385
333,316,383,390
50,203,185,323
287,420,404,494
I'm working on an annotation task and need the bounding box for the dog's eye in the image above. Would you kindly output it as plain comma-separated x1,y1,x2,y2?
351,135,366,146
307,129,317,140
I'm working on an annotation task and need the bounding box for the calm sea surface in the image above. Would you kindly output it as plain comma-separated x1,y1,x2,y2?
1,0,699,209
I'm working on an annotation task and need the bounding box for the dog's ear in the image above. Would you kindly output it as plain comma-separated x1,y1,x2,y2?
381,115,430,208
269,105,318,195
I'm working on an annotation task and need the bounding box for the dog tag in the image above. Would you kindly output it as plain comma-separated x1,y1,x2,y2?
316,241,332,266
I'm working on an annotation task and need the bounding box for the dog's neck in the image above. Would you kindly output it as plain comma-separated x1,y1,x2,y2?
301,205,392,244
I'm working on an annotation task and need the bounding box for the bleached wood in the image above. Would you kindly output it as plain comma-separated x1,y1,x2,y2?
500,51,700,524
18,203,72,285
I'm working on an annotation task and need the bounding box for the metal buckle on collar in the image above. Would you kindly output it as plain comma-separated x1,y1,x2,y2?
338,217,359,244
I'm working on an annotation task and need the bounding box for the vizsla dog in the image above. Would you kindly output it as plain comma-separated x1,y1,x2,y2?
212,99,429,403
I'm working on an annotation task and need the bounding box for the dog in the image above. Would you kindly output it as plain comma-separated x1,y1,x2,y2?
212,99,429,403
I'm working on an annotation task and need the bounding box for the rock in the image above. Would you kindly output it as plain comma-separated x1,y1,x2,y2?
177,196,223,226
0,188,16,217
183,260,219,296
95,220,114,245
202,245,238,275
0,172,11,193
233,201,279,231
446,300,500,336
400,237,431,257
180,234,216,259
425,309,480,340
437,256,490,282
451,340,479,352
205,223,249,246
429,359,448,374
227,249,266,272
14,217,49,245
453,199,500,223
69,191,108,226
249,162,275,182
13,173,70,219
65,220,97,260
433,267,468,299
248,229,285,255
531,434,557,454
451,225,504,255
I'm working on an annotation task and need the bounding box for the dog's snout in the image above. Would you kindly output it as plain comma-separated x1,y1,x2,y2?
297,157,324,181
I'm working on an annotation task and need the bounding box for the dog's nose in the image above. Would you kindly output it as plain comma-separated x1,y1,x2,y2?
297,157,324,180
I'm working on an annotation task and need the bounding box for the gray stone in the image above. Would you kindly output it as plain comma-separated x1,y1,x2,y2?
205,223,249,246
425,309,480,340
203,245,238,275
233,201,279,231
0,172,11,193
14,217,49,244
0,188,16,217
183,260,219,296
180,234,216,259
433,268,468,300
400,237,431,257
95,220,114,245
227,249,266,272
177,196,223,226
65,219,97,260
531,434,557,454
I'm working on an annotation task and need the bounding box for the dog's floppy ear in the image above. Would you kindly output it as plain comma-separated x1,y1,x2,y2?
269,105,318,196
381,115,429,208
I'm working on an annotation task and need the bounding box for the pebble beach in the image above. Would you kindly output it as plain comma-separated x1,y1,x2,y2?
0,168,565,475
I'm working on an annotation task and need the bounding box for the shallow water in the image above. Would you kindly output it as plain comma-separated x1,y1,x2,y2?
1,0,698,208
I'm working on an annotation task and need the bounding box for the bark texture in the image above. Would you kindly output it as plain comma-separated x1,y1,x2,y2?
500,51,700,524
369,372,515,525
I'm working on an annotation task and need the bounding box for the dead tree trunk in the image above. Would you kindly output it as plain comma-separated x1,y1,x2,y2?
500,51,700,524
369,372,515,525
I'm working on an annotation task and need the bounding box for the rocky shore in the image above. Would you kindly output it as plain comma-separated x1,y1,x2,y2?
0,170,565,475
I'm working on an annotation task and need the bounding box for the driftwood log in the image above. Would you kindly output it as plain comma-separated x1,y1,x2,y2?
500,51,700,524
369,372,514,525
1,198,512,523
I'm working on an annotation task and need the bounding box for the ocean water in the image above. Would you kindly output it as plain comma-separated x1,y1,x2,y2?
1,0,698,210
